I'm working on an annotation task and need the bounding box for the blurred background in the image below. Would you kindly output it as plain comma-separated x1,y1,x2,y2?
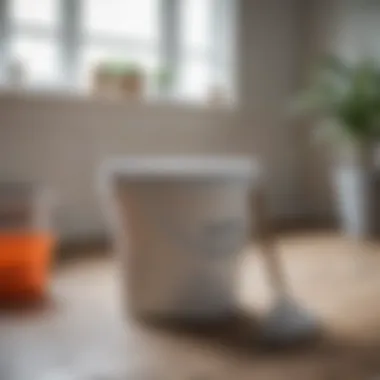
1,1,380,379
0,0,236,103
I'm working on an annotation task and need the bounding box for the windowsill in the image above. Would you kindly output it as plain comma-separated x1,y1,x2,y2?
0,85,237,113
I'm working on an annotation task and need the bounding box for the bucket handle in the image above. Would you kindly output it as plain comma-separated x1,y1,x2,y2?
250,186,289,297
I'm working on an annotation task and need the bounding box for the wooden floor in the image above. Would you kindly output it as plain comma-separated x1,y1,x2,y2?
1,232,380,379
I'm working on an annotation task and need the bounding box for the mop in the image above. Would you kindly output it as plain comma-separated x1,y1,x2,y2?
251,189,321,347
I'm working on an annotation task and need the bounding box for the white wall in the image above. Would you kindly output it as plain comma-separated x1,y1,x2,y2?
0,0,306,242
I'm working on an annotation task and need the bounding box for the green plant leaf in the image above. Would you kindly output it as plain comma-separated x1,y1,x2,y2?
294,55,380,143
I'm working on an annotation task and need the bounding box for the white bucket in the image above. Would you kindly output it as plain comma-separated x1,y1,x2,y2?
101,157,259,320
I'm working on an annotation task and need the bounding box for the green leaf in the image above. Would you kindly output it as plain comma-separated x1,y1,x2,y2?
293,55,380,143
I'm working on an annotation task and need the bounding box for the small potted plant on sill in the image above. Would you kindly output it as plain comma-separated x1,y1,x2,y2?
92,61,145,100
119,63,145,99
294,56,380,239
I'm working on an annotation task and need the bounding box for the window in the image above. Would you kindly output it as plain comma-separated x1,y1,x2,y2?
11,35,60,84
181,0,213,53
78,44,159,90
176,0,213,100
0,0,236,103
11,0,59,28
79,0,160,90
8,0,61,87
83,0,159,42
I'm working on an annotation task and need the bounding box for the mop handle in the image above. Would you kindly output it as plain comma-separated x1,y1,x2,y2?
250,187,289,296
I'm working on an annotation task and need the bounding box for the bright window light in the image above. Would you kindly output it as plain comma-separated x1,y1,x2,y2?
177,58,211,100
11,36,60,85
180,0,213,53
10,0,59,27
83,0,159,42
1,0,236,104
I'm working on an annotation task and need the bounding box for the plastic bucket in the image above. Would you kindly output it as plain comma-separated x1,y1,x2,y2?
0,233,54,301
102,157,258,320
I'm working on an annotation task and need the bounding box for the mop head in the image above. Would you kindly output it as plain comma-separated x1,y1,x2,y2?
259,296,321,348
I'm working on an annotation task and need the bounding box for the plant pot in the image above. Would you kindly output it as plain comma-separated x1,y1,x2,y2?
333,141,376,239
120,72,144,99
92,65,116,97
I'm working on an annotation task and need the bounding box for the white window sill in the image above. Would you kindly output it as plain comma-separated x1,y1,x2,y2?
0,85,237,113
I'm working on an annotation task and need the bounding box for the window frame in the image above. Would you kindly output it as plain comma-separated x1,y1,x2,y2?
0,0,235,100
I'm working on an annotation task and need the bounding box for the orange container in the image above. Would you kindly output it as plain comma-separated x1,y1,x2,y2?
0,233,54,301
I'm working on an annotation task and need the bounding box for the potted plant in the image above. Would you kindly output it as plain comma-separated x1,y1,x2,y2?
294,56,380,238
92,61,144,99
118,63,144,99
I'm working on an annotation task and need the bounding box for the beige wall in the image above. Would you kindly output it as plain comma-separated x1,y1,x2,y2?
0,0,306,241
237,0,305,219
0,95,244,240
295,0,338,221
